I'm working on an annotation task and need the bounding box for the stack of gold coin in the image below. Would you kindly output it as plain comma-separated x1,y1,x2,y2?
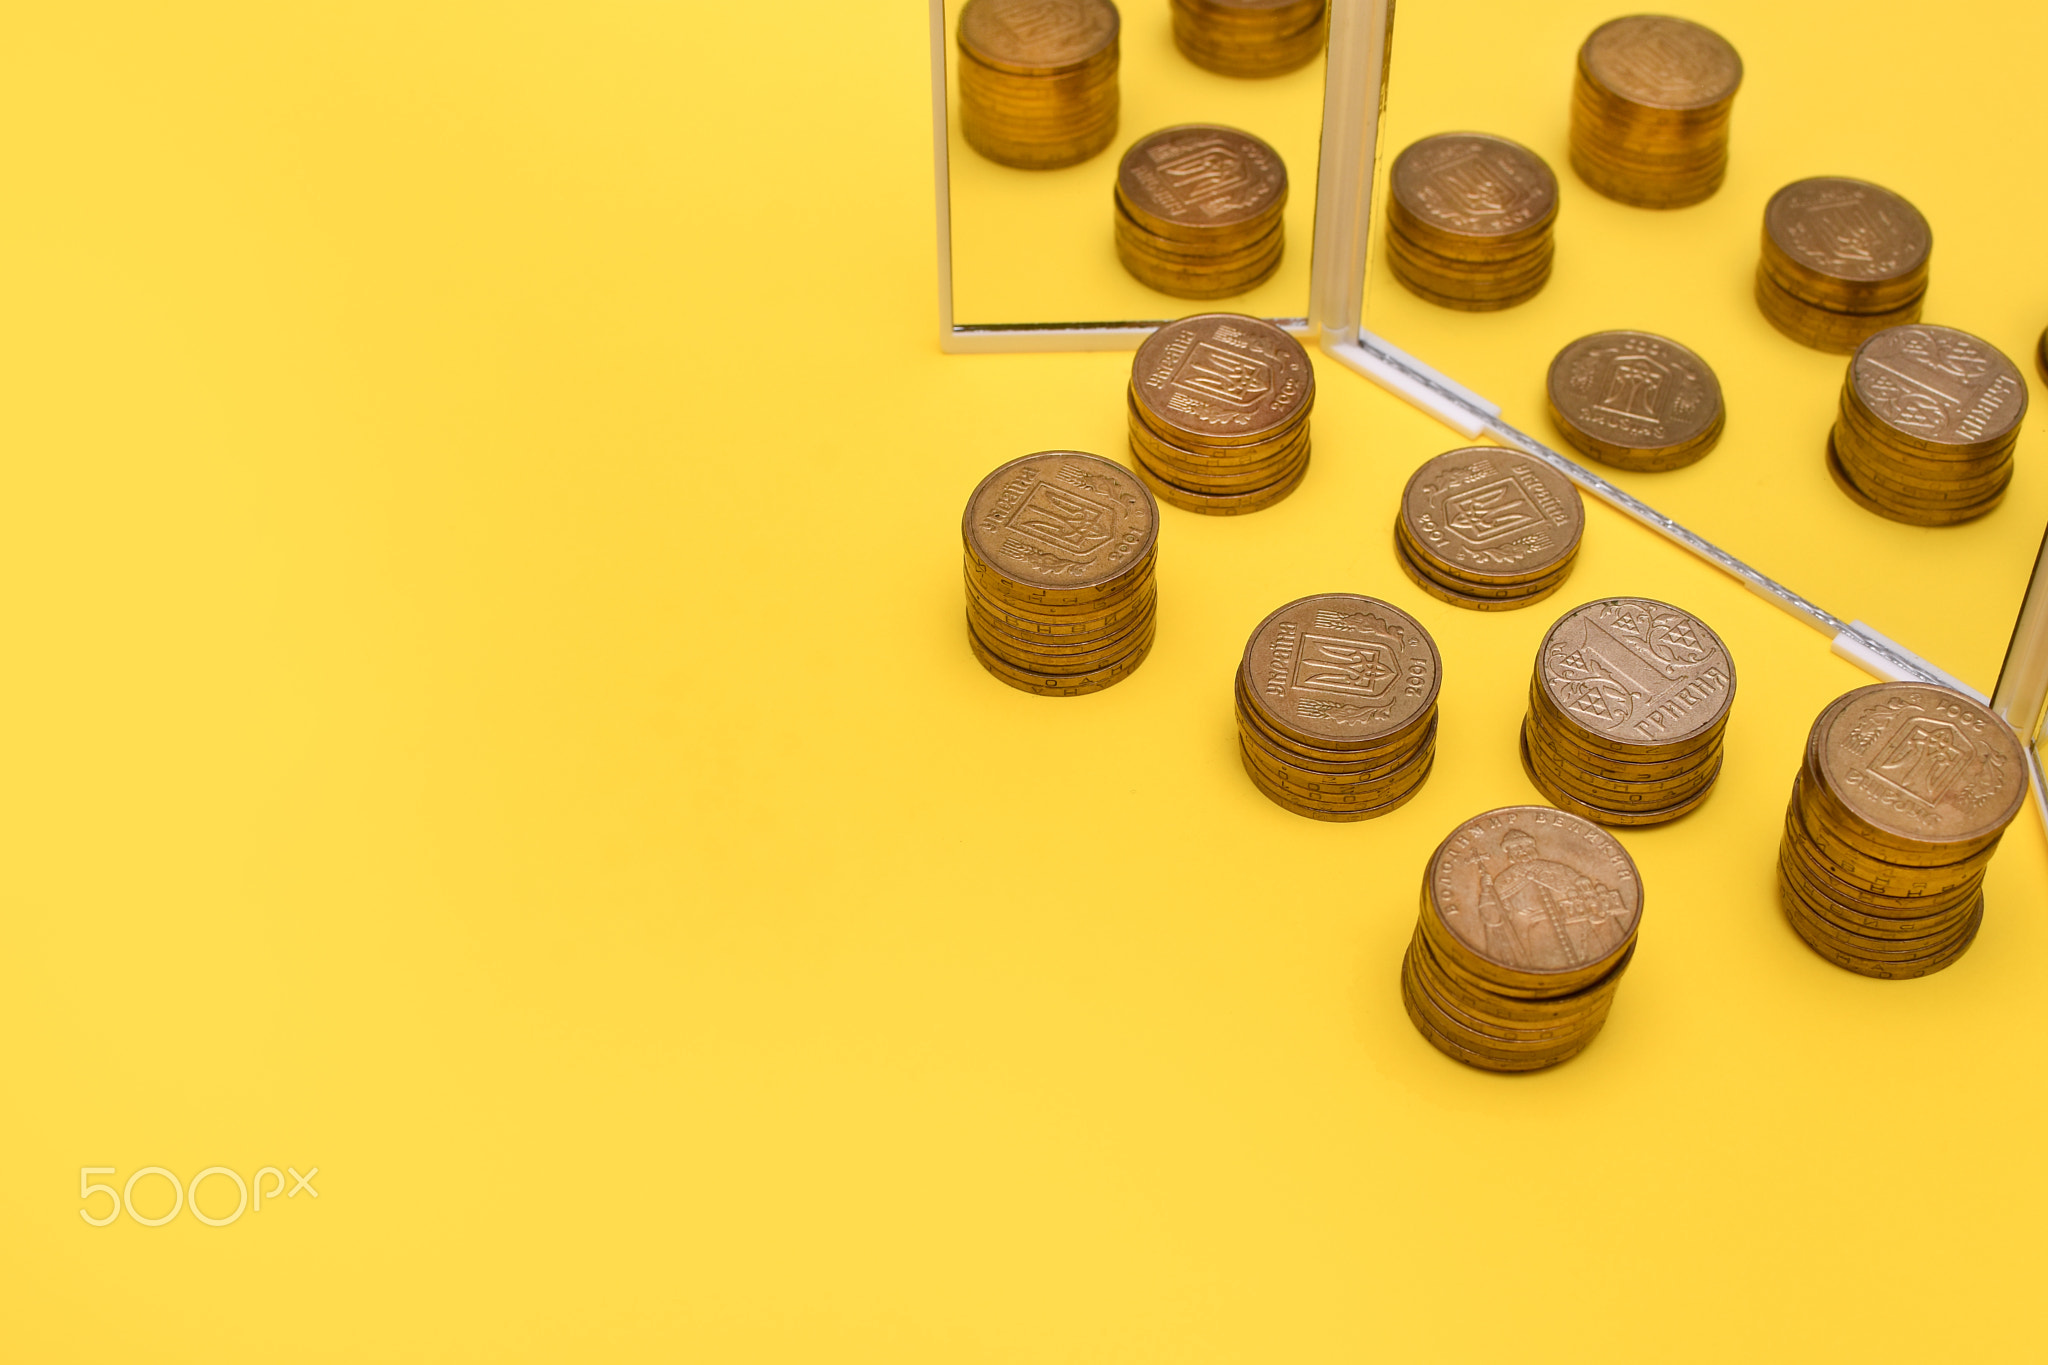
1385,133,1557,311
1779,683,2026,979
957,0,1121,170
1546,330,1725,471
1115,124,1287,298
962,451,1158,696
1394,447,1584,611
1520,598,1735,826
1235,594,1439,821
1126,313,1313,514
1170,0,1326,77
1401,806,1644,1072
1570,15,1741,208
1827,324,2027,526
1756,177,1931,352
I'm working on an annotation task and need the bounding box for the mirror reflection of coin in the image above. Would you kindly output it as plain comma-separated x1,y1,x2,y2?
1546,331,1724,472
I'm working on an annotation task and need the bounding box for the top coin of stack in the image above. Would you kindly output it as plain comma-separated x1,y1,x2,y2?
1394,447,1584,612
1115,124,1287,299
1546,330,1725,472
1235,594,1440,822
1385,133,1558,311
1569,15,1742,209
1756,177,1931,352
1521,598,1735,826
1401,806,1644,1073
961,451,1158,696
957,0,1121,170
1170,0,1326,78
1126,313,1314,515
1778,683,2026,979
1827,325,2027,526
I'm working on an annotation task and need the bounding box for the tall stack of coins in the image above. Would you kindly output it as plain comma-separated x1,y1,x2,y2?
1116,124,1287,298
1394,447,1584,611
962,451,1157,696
1756,178,1931,351
1547,331,1725,471
1170,0,1326,77
1385,133,1557,311
1402,806,1644,1072
957,0,1121,170
1521,598,1734,826
1235,594,1439,821
1828,325,2027,526
1569,15,1741,209
1779,683,2026,979
1126,313,1313,514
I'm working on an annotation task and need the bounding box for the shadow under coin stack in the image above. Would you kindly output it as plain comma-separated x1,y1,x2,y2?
1521,598,1735,826
1235,594,1439,821
962,451,1158,696
1169,0,1326,78
1115,124,1287,299
1402,806,1644,1072
1779,683,2026,979
957,0,1121,170
1829,324,2027,526
1127,313,1313,514
1394,447,1583,611
1547,330,1725,472
1757,177,1930,352
1569,15,1741,209
1386,133,1557,311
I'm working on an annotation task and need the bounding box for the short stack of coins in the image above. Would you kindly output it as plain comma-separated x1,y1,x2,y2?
957,0,1121,170
1235,594,1439,821
1779,683,2026,979
1126,313,1314,514
1569,15,1741,208
1828,324,2027,526
1170,0,1326,78
1402,806,1644,1072
1756,177,1931,352
1521,598,1735,826
1385,133,1557,311
1115,124,1287,299
1546,330,1726,472
962,451,1158,696
1394,447,1583,611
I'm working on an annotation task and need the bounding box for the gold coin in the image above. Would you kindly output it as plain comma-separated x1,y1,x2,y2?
1762,178,1930,314
1547,332,1725,471
962,451,1158,606
1170,0,1326,78
1569,16,1741,208
967,616,1153,696
957,0,1120,170
1808,682,2026,854
1418,805,1642,997
1397,446,1584,585
1531,597,1735,753
1237,594,1441,752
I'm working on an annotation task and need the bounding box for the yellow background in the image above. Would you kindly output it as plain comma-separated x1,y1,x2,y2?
3,1,2045,1360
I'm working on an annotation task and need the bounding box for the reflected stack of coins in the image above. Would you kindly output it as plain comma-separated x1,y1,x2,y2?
1127,313,1314,514
1170,0,1326,77
1521,598,1735,826
1394,447,1583,611
1402,806,1644,1072
958,0,1121,170
1116,124,1287,298
1570,16,1741,208
1756,177,1931,352
1235,594,1439,821
962,451,1158,696
1828,324,2027,526
1386,133,1557,311
1779,683,2026,979
1547,331,1725,471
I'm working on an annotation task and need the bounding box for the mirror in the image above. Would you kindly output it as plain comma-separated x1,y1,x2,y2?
931,0,1353,348
1356,0,2048,701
